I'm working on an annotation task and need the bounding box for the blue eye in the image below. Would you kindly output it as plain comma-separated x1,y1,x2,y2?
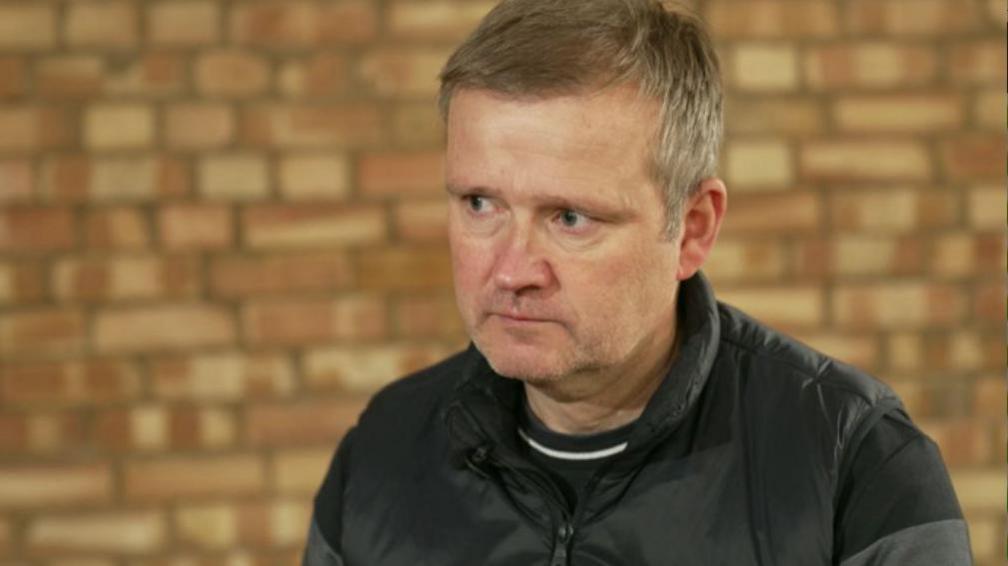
466,195,487,212
558,209,586,228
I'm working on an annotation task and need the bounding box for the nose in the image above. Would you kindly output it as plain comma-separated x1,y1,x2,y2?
491,224,555,294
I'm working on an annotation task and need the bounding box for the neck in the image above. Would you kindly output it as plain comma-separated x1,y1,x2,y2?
524,320,679,435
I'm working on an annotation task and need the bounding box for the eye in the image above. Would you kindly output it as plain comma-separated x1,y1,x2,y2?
464,195,489,213
556,209,589,229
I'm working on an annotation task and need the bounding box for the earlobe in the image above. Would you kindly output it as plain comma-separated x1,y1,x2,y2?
676,177,727,281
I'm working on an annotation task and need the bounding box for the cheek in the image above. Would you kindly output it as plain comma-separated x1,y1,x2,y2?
448,231,492,302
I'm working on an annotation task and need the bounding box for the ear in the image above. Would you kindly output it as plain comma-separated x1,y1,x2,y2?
676,177,727,281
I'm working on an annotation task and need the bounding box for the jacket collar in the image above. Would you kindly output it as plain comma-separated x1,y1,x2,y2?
444,272,721,457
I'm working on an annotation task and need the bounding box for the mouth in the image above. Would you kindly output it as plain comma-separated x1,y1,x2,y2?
489,312,554,324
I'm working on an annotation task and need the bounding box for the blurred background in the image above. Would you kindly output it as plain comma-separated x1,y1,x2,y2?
0,0,1004,564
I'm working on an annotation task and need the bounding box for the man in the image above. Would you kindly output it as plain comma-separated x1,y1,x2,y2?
304,1,971,564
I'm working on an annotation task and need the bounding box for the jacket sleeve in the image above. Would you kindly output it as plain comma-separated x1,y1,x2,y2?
833,409,973,566
302,427,357,566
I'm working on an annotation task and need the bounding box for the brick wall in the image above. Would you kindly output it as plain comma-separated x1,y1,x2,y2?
0,0,1004,564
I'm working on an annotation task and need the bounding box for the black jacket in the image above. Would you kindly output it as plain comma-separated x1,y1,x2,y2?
305,274,970,566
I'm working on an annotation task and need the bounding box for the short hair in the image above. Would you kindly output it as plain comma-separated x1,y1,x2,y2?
438,0,723,234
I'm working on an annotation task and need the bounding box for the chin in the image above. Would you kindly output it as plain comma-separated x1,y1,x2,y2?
475,339,572,383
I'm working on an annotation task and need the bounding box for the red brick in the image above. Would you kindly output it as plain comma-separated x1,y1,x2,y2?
704,238,787,281
0,159,34,203
801,141,931,182
243,204,386,248
920,420,994,467
304,344,452,392
817,235,923,277
0,309,85,358
26,412,88,454
724,97,825,135
94,304,236,353
27,511,165,554
395,198,449,241
0,261,47,304
164,103,235,149
42,156,190,202
387,0,494,40
716,286,825,328
125,455,265,501
195,51,270,96
246,399,365,447
53,255,201,302
974,376,1004,419
357,247,453,290
2,359,140,406
805,44,938,89
95,405,237,452
721,192,819,235
278,153,350,200
0,106,72,151
230,1,377,47
832,283,965,329
790,332,880,370
85,207,151,250
0,57,27,96
0,5,57,50
198,153,270,200
929,232,1005,279
949,40,1008,85
941,135,1006,180
844,0,980,35
359,151,445,196
0,415,27,453
65,1,139,48
833,94,964,132
393,102,445,145
158,204,234,250
209,251,352,297
36,56,104,98
241,103,383,148
150,352,295,401
104,53,186,97
0,464,111,508
278,54,349,97
706,0,838,38
148,0,220,45
242,296,387,346
973,281,1005,324
360,48,452,97
0,207,76,253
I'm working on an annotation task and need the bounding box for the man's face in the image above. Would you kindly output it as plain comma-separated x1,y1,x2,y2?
445,87,683,384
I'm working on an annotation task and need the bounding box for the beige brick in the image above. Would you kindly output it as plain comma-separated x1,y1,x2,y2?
195,51,270,96
387,1,494,39
242,296,387,346
198,154,270,201
974,376,1004,419
278,54,349,97
27,511,164,554
704,239,787,282
128,405,168,451
833,95,964,132
920,420,994,467
0,309,85,358
951,470,1003,511
720,192,819,234
273,448,333,494
149,1,219,45
974,89,1006,129
304,344,453,393
395,294,466,340
279,154,350,200
65,1,139,48
844,0,980,35
125,456,265,500
830,235,921,276
0,465,111,508
165,103,234,149
104,53,186,97
731,45,798,91
84,105,155,150
89,157,189,201
85,207,150,250
801,141,930,182
716,287,824,328
725,140,793,188
833,283,964,329
270,499,312,545
950,40,1007,85
158,204,234,250
929,233,981,278
230,1,377,46
830,189,959,233
0,159,34,203
243,204,386,248
150,352,295,401
53,255,200,301
395,198,449,241
37,56,104,98
0,5,56,50
888,332,923,372
246,399,364,447
94,304,236,353
725,97,824,135
393,102,445,145
210,251,351,297
0,106,72,151
805,44,938,89
706,0,838,38
359,151,444,196
241,103,383,148
791,333,879,369
360,49,452,97
2,359,140,406
966,514,1002,565
967,185,1006,229
26,413,87,454
357,247,454,291
176,504,237,548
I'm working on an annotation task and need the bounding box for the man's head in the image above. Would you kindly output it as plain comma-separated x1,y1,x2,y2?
441,0,727,386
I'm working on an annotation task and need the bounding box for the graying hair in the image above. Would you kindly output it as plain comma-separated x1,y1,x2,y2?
438,0,723,234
